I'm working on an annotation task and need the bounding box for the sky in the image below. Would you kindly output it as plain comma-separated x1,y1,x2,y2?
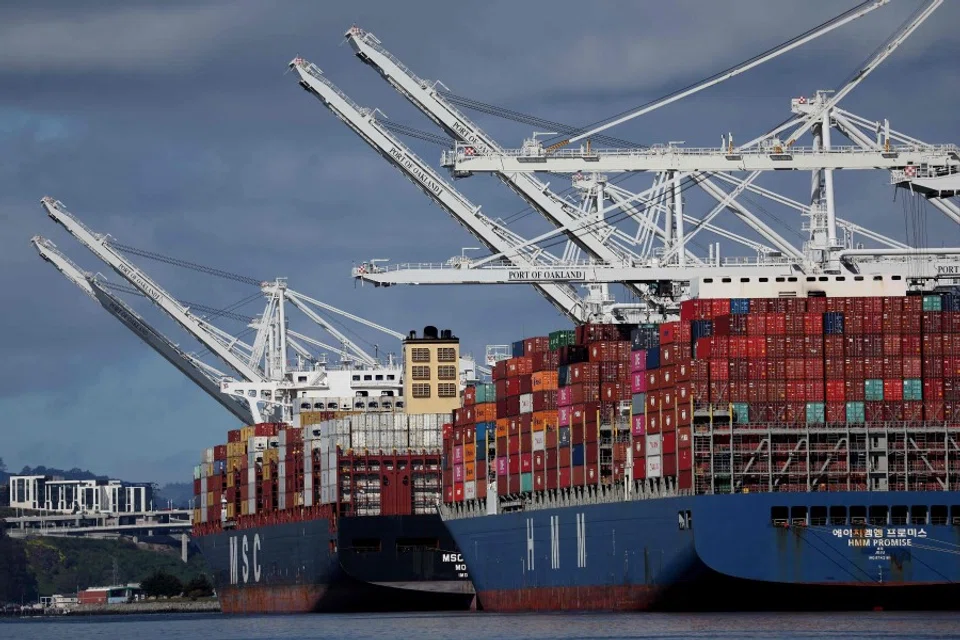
1,1,958,484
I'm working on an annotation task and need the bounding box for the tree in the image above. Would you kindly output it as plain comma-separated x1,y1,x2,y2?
183,574,214,598
141,570,183,598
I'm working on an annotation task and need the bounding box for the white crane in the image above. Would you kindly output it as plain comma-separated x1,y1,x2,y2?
31,236,255,424
337,2,959,302
544,0,894,152
41,197,268,385
345,26,651,304
343,26,816,296
288,57,602,323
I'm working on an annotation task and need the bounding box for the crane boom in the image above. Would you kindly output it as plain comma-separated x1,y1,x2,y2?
551,0,890,150
783,0,942,148
40,197,266,383
288,58,588,322
345,27,650,299
32,236,254,424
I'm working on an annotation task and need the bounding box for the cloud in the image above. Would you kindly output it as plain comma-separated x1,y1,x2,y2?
0,0,957,487
0,4,262,73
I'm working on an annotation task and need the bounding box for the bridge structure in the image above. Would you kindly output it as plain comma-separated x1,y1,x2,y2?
3,509,194,562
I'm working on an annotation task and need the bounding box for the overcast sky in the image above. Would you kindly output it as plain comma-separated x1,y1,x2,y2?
1,1,957,484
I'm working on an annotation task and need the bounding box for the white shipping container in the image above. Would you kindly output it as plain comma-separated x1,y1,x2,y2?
646,433,662,457
278,460,286,479
279,430,287,446
247,466,256,485
532,431,546,452
249,436,269,452
464,480,476,500
203,448,214,464
519,393,533,414
199,476,208,496
303,471,313,507
247,497,256,515
278,489,286,510
200,491,208,509
646,454,662,478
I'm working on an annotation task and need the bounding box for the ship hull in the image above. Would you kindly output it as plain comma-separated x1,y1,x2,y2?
444,490,960,612
195,513,474,613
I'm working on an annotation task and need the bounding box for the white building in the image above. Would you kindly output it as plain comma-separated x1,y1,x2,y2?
8,475,153,515
8,475,47,510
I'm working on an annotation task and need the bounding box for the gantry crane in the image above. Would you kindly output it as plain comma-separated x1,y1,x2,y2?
31,236,255,424
332,1,958,305
39,199,490,420
289,57,605,322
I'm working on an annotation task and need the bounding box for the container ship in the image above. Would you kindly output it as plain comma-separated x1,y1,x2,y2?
192,328,475,613
440,279,960,611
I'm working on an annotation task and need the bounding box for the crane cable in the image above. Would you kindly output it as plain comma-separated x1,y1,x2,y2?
110,242,264,287
536,0,882,148
99,281,256,323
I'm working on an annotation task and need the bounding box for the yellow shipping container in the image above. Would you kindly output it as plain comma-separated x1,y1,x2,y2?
226,503,235,520
241,426,256,441
264,449,280,464
226,473,235,488
193,508,200,523
300,411,323,426
241,501,249,516
226,441,246,458
262,464,271,481
294,492,304,506
206,491,214,507
228,456,243,472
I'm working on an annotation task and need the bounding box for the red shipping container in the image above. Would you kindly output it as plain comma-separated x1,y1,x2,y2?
571,362,601,384
600,361,628,383
883,357,903,378
826,380,845,402
601,382,629,402
676,360,691,382
709,381,729,404
678,449,692,471
525,336,549,355
902,357,922,378
924,379,944,400
864,357,884,379
824,357,845,380
464,386,476,406
227,429,242,443
214,445,227,461
786,358,805,380
660,321,678,344
846,357,865,380
712,299,731,316
923,357,944,378
805,358,824,381
923,312,943,334
903,401,923,422
926,401,946,422
662,431,677,454
662,453,678,477
883,402,903,422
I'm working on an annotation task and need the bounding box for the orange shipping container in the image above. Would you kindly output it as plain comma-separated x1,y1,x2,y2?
465,461,476,481
475,402,497,422
496,418,510,438
464,443,476,461
533,410,558,432
532,371,559,391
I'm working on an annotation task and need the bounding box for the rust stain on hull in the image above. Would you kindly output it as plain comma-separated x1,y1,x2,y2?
219,584,329,614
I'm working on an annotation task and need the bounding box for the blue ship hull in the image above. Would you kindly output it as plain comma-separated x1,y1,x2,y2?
443,491,960,611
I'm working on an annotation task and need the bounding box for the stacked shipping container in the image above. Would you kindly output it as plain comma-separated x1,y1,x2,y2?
443,293,960,505
193,413,446,537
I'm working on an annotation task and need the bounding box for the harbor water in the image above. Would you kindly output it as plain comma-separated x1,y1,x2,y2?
4,611,960,640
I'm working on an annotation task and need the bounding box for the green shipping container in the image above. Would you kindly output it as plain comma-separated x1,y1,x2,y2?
846,402,865,423
520,472,533,493
806,402,825,424
475,383,497,404
549,329,576,351
732,402,750,424
903,379,923,401
923,295,943,312
864,379,884,402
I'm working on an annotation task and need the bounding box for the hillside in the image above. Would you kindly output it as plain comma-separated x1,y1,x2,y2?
0,533,211,601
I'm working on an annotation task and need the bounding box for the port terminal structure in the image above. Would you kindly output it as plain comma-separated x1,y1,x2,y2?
33,199,495,426
286,0,959,323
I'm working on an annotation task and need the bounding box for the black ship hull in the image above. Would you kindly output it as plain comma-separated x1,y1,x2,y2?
195,513,474,613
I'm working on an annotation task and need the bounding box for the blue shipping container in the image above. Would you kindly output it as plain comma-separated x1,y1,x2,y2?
512,340,525,357
730,298,751,315
824,312,845,335
572,443,585,466
559,426,571,446
645,346,661,370
691,319,713,341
